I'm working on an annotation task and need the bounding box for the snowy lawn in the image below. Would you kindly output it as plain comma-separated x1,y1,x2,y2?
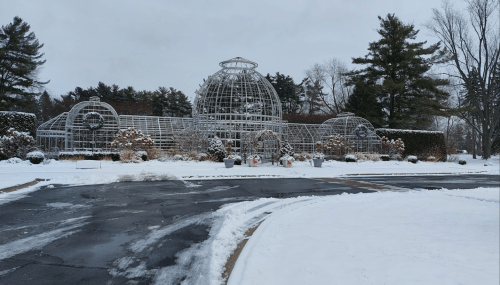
228,188,500,285
0,154,497,191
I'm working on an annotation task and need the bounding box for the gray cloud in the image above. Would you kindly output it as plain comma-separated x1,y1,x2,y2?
1,0,468,100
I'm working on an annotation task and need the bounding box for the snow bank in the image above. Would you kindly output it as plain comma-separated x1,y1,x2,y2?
228,188,500,285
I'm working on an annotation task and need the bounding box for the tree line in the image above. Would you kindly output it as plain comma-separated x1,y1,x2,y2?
1,0,498,158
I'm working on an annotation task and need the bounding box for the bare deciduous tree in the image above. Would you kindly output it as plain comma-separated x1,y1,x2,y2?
304,58,352,114
427,0,500,159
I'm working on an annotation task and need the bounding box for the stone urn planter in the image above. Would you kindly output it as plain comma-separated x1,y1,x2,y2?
312,158,323,167
224,158,235,168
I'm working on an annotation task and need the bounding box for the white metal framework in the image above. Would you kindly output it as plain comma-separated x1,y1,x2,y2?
37,59,381,156
193,57,282,152
321,113,381,153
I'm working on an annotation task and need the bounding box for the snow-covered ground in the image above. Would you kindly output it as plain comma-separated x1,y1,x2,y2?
1,153,497,189
227,188,500,285
0,154,498,284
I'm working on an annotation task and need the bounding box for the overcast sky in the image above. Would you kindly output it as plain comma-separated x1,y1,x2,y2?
2,0,468,101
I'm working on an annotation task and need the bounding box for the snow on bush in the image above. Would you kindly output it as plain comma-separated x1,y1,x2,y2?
120,149,142,163
407,155,418,163
381,136,405,157
0,128,36,160
325,135,344,155
279,154,295,162
5,157,23,164
345,154,357,162
280,141,295,158
459,159,467,165
377,128,446,160
26,151,45,164
207,136,225,162
313,141,324,159
312,152,325,159
111,128,155,151
0,111,36,138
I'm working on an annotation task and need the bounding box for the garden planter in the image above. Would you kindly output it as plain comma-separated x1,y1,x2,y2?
283,160,293,168
224,158,235,168
312,158,323,167
249,158,259,167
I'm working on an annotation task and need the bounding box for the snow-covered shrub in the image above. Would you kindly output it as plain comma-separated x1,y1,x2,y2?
447,154,458,162
312,152,325,159
280,141,295,157
248,154,261,162
458,159,467,165
377,129,446,160
0,128,36,160
111,127,155,151
26,151,45,164
380,154,390,161
0,111,36,138
137,150,148,161
173,154,184,161
356,153,380,162
227,154,242,165
427,156,436,162
293,152,312,161
313,141,324,160
280,154,295,162
345,154,357,162
407,155,418,163
59,151,119,161
207,136,225,162
146,148,163,160
381,136,405,157
325,135,344,155
120,149,142,163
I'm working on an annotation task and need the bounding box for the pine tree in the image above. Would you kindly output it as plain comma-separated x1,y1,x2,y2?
0,17,48,111
265,72,303,114
38,90,53,123
347,14,449,129
163,87,192,117
344,80,384,127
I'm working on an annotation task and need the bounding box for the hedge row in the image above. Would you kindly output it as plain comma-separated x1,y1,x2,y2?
0,111,37,138
376,129,447,161
59,152,120,161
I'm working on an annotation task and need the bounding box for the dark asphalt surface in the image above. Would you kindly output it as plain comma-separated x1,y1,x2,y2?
0,175,498,285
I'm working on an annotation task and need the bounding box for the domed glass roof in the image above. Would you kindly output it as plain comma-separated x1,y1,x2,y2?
193,57,282,121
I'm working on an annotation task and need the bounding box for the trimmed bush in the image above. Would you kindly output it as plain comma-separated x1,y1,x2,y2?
27,151,44,164
458,159,467,165
0,111,36,138
345,154,357,162
407,155,418,163
59,151,120,161
380,154,390,161
376,129,446,161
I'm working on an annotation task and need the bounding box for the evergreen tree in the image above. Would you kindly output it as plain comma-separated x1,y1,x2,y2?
265,72,302,114
344,80,384,127
38,90,53,123
0,17,48,111
347,14,449,129
163,87,192,117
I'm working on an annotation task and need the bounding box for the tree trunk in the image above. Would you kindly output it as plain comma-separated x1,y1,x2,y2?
472,117,477,159
482,125,491,159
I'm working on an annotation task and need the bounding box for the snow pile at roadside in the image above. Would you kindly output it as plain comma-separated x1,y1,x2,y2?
106,196,315,285
228,187,500,285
